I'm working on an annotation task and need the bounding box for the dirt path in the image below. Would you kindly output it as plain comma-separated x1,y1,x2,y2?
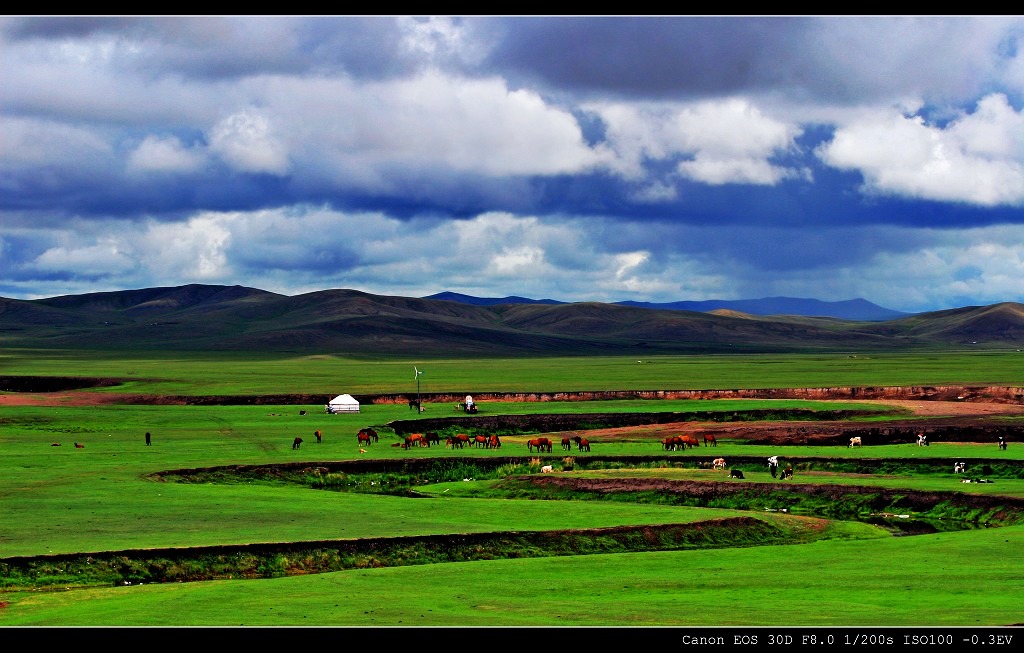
862,399,1024,417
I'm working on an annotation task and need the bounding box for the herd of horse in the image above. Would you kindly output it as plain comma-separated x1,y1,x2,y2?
295,425,995,486
558,435,591,452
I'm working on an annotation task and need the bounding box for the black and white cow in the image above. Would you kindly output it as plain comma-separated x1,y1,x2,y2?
767,456,779,478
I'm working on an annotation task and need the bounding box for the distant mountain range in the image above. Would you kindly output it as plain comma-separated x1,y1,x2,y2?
1,284,1021,355
425,292,910,321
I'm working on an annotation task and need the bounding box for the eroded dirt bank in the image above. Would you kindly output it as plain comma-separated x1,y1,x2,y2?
2,378,1024,414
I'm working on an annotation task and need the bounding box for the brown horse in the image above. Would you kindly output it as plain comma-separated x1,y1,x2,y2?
356,428,378,446
314,429,322,443
425,432,441,447
704,434,717,447
405,433,424,448
292,437,303,449
678,435,700,449
528,437,552,453
561,437,573,451
665,435,696,450
488,434,501,449
574,437,590,452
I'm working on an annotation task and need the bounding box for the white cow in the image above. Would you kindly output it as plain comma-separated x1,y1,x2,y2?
848,437,862,448
541,465,554,473
713,458,726,471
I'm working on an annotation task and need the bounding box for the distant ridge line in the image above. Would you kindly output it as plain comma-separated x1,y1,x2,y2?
2,283,1021,355
426,292,910,321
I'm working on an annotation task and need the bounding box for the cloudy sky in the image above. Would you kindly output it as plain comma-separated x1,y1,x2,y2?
2,16,1023,313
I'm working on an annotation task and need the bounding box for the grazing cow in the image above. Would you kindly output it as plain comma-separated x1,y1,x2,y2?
954,462,966,474
561,437,573,451
998,436,1007,450
314,429,322,444
780,465,794,480
541,465,554,473
299,410,307,416
408,399,420,411
74,442,85,448
292,437,303,449
767,456,779,478
704,434,717,447
145,431,152,446
713,457,726,471
848,436,863,448
730,469,745,479
51,442,61,447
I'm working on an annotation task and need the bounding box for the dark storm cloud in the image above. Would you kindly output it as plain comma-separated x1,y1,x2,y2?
476,16,815,99
479,16,1021,107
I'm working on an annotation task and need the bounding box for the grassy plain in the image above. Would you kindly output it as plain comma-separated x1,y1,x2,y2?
2,348,1024,395
1,349,1023,627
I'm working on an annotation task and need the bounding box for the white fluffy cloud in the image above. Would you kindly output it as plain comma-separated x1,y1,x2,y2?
0,116,112,169
818,93,1024,206
127,135,206,174
208,109,290,175
31,238,135,276
591,98,804,186
264,71,602,179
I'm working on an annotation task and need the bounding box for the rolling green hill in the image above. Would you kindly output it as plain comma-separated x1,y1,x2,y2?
1,284,1022,355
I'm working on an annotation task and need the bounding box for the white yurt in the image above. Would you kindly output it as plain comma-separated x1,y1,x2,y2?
326,394,360,413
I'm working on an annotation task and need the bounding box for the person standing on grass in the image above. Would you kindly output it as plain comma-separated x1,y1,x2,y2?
145,431,152,446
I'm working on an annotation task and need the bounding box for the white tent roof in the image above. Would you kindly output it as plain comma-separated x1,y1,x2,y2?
329,394,359,405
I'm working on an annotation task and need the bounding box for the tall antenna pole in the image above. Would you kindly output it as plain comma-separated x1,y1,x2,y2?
415,367,423,412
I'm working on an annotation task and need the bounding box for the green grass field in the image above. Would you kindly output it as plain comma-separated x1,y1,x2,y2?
1,350,1023,627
